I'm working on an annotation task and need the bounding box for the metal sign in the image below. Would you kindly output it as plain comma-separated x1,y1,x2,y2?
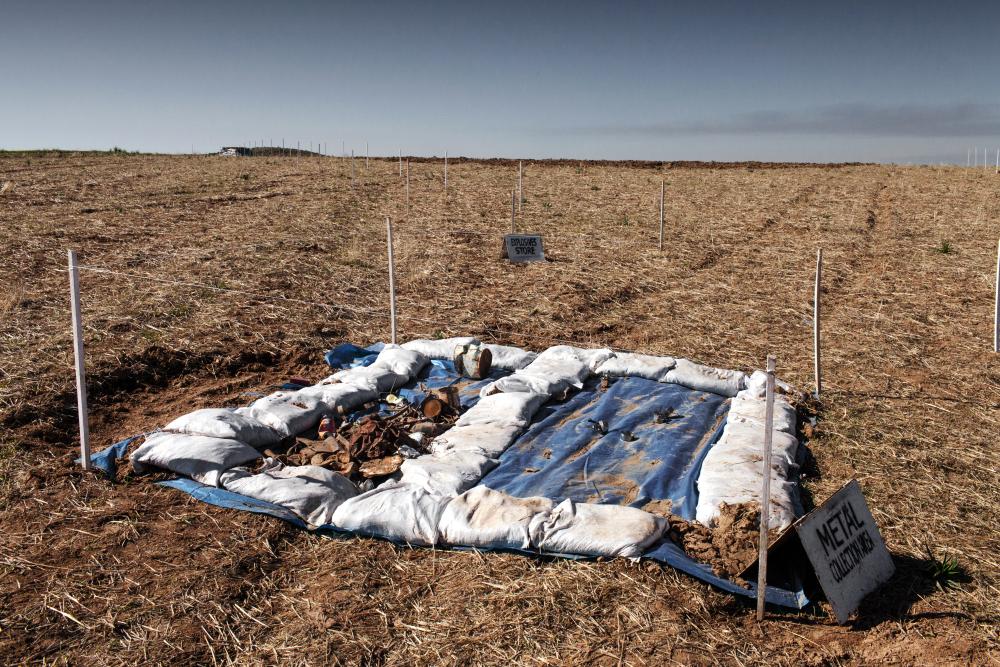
795,480,895,623
504,234,545,262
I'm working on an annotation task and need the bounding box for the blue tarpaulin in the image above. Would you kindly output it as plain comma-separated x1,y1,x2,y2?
89,342,809,609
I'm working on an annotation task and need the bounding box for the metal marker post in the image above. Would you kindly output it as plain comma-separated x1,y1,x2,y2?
386,218,397,344
995,148,999,175
67,250,91,471
511,190,516,234
756,355,776,621
444,151,448,193
814,248,823,398
658,180,665,251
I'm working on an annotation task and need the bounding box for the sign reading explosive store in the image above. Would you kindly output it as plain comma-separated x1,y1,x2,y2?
504,234,545,262
796,480,895,623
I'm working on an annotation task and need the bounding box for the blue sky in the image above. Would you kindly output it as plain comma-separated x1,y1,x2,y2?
2,1,999,162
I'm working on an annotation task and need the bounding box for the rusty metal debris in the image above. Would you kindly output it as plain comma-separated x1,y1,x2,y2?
272,397,461,483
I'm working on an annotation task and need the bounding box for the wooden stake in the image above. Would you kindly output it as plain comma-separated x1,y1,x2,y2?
814,248,823,398
994,238,999,353
511,190,516,234
756,355,776,622
67,250,91,471
658,180,665,251
518,160,523,212
387,218,397,345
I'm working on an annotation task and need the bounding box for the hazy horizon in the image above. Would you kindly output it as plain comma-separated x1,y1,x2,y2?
3,1,999,164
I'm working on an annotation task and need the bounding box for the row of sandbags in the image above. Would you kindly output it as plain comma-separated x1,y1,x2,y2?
695,370,801,530
131,345,430,486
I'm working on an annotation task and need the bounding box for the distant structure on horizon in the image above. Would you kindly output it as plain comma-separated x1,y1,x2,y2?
219,146,251,157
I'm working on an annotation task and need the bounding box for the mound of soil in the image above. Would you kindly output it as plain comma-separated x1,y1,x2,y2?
667,503,769,580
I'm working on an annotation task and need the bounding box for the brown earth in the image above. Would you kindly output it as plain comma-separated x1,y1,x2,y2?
1,152,998,665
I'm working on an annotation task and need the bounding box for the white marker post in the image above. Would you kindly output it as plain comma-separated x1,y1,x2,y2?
511,190,516,234
351,150,355,188
518,160,523,212
386,218,397,345
814,248,823,398
405,159,410,210
658,180,665,251
366,142,369,170
756,355,776,622
67,250,91,471
399,150,403,177
996,148,999,175
994,238,999,353
967,148,971,168
444,151,449,193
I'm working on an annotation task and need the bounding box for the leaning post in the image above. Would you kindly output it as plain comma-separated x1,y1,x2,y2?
756,355,776,621
67,250,92,471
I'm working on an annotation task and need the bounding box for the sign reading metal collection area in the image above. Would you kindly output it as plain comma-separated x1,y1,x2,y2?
504,234,545,262
796,480,896,623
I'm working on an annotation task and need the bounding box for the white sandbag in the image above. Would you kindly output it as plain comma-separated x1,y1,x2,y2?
594,352,676,382
370,345,429,377
130,432,261,487
439,487,554,550
239,390,328,438
296,382,376,413
456,391,547,429
402,337,479,359
538,345,615,372
743,370,796,399
331,481,450,546
398,451,499,496
664,358,746,397
694,413,801,530
482,343,537,371
714,420,799,465
481,354,590,398
220,460,358,526
729,391,796,434
429,422,523,458
528,499,667,558
696,471,799,529
332,365,409,393
164,408,280,449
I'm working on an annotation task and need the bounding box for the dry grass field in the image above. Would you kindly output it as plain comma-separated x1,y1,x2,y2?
1,152,998,665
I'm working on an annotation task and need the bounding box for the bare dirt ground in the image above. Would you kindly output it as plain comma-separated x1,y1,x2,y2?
1,153,997,665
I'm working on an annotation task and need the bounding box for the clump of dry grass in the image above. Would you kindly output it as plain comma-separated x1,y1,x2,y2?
1,154,997,664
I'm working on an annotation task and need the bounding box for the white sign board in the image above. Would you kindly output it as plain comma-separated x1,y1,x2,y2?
795,480,895,623
504,234,545,262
